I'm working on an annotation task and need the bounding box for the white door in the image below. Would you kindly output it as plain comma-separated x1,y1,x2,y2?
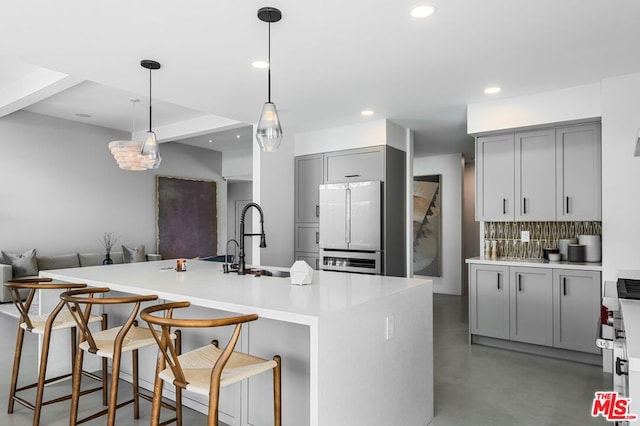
349,181,381,251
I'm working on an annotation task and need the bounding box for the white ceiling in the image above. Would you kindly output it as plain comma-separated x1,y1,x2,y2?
1,0,640,158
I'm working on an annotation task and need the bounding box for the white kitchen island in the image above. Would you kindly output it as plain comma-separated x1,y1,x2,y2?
41,259,433,426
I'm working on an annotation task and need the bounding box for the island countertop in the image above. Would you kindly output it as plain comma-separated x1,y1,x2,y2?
41,259,429,326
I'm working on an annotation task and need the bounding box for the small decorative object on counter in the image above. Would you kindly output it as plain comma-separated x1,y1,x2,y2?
176,259,187,272
567,244,586,262
290,260,313,285
100,232,118,265
484,240,491,258
578,234,602,262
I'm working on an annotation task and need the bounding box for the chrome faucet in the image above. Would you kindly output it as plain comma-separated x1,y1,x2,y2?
223,238,239,273
238,202,267,275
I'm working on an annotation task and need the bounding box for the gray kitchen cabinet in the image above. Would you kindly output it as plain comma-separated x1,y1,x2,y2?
469,264,510,339
295,224,320,253
324,146,384,183
476,133,515,221
553,269,601,354
295,154,324,223
515,129,556,221
556,123,602,221
509,267,553,346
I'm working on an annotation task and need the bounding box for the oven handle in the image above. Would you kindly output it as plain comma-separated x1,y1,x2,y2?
616,357,629,376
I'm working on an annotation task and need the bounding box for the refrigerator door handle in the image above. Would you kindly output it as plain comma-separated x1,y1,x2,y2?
345,188,351,245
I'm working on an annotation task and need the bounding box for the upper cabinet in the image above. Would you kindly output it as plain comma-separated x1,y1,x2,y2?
556,124,602,221
515,129,557,221
476,122,601,221
324,146,385,183
476,133,515,221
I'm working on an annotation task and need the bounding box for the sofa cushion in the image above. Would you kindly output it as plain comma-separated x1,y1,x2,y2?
79,253,104,267
122,245,145,263
2,249,38,278
37,253,80,271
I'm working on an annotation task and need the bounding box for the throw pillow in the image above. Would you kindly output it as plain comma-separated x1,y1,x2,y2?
122,245,146,263
37,253,80,271
2,249,38,278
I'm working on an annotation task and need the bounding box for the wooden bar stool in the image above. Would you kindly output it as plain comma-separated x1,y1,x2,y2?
60,287,181,426
4,278,106,426
141,301,282,426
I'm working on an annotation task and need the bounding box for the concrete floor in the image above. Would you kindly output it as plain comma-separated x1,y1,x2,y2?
0,294,609,425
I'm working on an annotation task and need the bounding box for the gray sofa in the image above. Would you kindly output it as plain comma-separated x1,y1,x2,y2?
1,251,161,303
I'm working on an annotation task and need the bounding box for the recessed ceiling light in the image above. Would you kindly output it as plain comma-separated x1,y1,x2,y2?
484,86,502,95
410,5,435,18
236,135,241,139
75,113,91,118
252,60,269,69
361,110,374,116
209,139,213,144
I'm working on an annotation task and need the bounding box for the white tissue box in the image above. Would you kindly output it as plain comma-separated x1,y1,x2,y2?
289,260,314,285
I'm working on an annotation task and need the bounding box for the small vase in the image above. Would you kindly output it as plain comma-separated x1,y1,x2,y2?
103,253,113,265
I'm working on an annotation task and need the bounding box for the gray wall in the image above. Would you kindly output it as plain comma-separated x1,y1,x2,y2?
258,135,295,267
227,181,253,264
0,110,227,257
462,159,480,295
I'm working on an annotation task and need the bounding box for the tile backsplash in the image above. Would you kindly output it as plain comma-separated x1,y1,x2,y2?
483,221,602,259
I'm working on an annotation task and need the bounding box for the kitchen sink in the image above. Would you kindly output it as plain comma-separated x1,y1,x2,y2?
248,268,290,278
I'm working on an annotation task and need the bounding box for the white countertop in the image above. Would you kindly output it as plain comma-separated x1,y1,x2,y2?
466,256,602,271
620,299,640,373
41,259,429,326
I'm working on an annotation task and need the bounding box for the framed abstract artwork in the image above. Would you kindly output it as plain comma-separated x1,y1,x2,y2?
156,176,217,259
413,174,441,277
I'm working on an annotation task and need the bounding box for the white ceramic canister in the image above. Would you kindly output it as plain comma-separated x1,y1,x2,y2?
578,234,601,262
558,238,578,260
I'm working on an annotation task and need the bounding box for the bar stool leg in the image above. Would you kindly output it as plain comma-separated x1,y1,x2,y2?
33,324,55,426
150,348,166,426
273,355,282,426
101,314,108,406
132,348,139,419
7,326,25,414
70,347,84,426
107,349,123,426
176,330,182,426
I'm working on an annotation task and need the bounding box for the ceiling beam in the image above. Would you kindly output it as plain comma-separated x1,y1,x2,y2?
135,114,246,143
0,68,83,118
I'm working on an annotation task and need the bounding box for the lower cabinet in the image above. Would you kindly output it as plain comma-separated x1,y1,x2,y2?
296,252,320,270
469,264,509,339
553,269,601,354
469,264,601,354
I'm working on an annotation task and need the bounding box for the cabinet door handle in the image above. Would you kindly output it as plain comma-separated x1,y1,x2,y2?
616,358,629,376
518,274,522,292
497,273,500,290
523,197,527,214
316,231,319,245
503,198,507,214
345,174,360,178
316,258,319,270
316,205,319,218
566,196,570,214
562,277,567,296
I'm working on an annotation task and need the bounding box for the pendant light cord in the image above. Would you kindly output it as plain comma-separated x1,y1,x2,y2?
268,19,271,103
148,68,153,132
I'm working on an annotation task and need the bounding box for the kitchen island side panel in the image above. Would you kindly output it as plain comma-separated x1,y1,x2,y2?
317,282,433,425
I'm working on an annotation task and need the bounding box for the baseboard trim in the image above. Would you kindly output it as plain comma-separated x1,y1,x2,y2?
471,334,602,365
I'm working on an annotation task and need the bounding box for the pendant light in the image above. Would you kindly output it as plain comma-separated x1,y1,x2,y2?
256,7,283,152
109,99,146,171
139,59,162,169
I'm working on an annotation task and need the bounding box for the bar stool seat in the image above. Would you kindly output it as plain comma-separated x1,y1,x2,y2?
158,344,278,393
78,325,162,358
21,309,102,333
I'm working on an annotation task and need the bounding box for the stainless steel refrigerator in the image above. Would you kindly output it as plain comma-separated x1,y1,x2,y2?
319,181,383,274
